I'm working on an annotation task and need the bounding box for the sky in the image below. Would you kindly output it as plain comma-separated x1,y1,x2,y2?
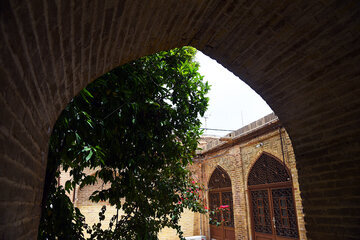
195,51,273,137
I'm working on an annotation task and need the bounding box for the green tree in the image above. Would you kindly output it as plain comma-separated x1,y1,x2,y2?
38,47,210,240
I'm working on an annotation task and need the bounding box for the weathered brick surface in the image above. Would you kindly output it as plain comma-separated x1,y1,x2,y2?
0,1,360,239
72,175,200,240
188,115,307,240
74,180,120,238
70,116,304,239
158,211,200,240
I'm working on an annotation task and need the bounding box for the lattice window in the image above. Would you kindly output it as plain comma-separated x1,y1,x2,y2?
209,192,222,223
208,166,234,228
221,191,234,227
272,188,299,238
248,154,290,186
250,190,272,234
208,166,232,189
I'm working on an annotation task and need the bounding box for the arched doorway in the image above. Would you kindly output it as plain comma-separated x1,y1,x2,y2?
248,153,299,240
208,166,235,240
1,2,360,239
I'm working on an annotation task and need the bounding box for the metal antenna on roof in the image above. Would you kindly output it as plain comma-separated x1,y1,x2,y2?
241,110,244,127
203,113,211,135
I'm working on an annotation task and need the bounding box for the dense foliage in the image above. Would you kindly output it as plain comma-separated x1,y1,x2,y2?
38,47,210,240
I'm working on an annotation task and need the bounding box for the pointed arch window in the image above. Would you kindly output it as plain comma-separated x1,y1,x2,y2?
248,153,299,239
208,166,235,240
248,153,291,186
208,166,232,189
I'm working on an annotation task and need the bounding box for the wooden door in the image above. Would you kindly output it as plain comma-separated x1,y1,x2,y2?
249,185,299,240
270,187,299,240
249,189,274,240
248,154,300,240
208,167,235,240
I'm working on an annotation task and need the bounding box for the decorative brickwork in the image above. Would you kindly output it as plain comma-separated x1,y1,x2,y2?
61,115,306,240
1,1,360,239
189,114,307,240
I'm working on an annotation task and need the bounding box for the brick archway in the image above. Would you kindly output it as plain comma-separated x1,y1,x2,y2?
0,1,359,239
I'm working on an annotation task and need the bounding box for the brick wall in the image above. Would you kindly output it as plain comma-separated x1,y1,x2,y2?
1,1,359,239
58,168,120,236
70,115,308,240
75,180,120,238
70,170,201,239
190,115,307,240
158,210,201,240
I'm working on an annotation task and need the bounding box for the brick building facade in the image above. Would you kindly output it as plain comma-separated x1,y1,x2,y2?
188,113,307,240
2,2,359,239
61,113,306,240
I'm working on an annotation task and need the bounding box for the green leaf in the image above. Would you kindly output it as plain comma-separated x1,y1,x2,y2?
85,150,93,161
65,181,72,192
83,88,94,98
